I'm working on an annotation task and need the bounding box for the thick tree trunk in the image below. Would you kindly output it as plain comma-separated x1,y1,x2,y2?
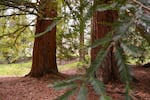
91,9,120,83
28,0,58,77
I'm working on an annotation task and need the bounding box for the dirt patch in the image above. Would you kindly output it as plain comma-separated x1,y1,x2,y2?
0,67,149,100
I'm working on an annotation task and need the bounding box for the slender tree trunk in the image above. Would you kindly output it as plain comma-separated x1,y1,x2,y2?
79,0,85,61
91,2,120,83
79,26,85,61
28,0,58,77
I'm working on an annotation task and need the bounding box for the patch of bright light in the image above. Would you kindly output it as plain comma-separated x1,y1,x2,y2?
31,0,37,3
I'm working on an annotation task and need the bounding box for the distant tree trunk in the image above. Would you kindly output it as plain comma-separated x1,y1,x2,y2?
79,25,85,61
91,1,120,83
79,0,85,62
28,0,58,77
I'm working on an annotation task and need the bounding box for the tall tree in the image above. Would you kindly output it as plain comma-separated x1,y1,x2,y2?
28,0,58,77
50,0,150,99
79,0,85,61
0,0,61,77
91,0,120,83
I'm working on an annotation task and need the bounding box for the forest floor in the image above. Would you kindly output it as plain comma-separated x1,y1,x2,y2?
0,66,150,100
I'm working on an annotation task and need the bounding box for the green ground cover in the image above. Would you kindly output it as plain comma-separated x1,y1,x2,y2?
0,61,79,76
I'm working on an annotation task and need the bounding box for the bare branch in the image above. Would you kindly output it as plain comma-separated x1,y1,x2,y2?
0,21,34,40
0,1,39,17
131,0,150,13
13,26,27,46
0,13,29,18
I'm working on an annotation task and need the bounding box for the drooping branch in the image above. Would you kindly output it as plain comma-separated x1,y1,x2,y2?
136,24,150,43
0,21,34,40
13,26,27,46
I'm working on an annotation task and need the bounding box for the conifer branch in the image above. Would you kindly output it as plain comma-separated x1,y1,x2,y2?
132,0,150,13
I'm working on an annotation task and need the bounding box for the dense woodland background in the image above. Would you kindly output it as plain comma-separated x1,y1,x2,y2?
0,0,150,100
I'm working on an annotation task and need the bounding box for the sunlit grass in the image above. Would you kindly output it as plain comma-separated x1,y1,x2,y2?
0,62,31,76
58,61,79,72
0,61,80,76
1,57,148,76
128,57,150,65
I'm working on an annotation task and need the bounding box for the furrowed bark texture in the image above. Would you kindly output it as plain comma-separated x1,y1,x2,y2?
29,0,58,77
91,9,120,83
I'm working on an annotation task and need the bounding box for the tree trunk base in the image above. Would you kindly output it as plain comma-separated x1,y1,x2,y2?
25,71,71,80
26,70,58,77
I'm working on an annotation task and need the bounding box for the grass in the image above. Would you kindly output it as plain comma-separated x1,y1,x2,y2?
1,58,148,76
58,61,80,71
0,61,80,76
0,62,31,76
128,57,150,65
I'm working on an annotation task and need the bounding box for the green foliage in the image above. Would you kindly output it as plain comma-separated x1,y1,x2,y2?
90,33,112,48
49,76,83,100
124,83,132,100
87,47,110,76
97,3,117,11
121,43,143,57
51,80,77,90
52,0,150,100
77,84,88,100
0,5,34,63
89,77,105,95
56,0,91,60
50,76,82,88
115,46,132,82
89,77,112,100
56,87,77,100
100,95,112,100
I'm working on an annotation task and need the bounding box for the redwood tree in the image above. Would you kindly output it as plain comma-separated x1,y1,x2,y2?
28,0,58,77
91,1,120,83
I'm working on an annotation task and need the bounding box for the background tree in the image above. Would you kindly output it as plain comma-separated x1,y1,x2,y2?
56,0,91,62
28,0,58,77
91,0,120,83
51,0,150,99
0,0,59,77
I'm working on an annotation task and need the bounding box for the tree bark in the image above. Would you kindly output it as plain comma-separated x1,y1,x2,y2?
28,0,58,77
91,8,120,83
